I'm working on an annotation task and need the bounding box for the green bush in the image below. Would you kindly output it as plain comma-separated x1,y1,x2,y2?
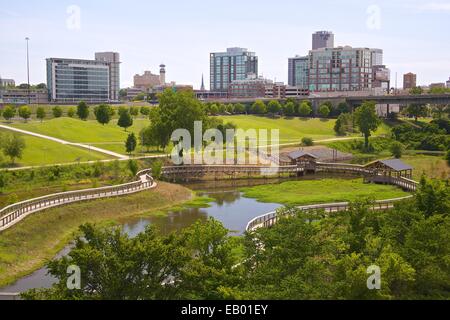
301,137,314,147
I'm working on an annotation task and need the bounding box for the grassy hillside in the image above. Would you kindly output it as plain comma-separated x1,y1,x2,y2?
10,118,152,155
0,128,108,167
217,115,391,144
0,182,193,287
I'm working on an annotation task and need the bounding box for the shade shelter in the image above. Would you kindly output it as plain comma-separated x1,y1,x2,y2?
365,159,413,179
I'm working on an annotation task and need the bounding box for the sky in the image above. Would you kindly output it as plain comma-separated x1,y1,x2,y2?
0,0,449,89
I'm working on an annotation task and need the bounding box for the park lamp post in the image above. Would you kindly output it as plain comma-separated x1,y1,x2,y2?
25,37,31,104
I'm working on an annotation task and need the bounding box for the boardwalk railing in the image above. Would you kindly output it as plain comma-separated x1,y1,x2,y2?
160,165,303,177
246,195,414,232
0,174,156,232
0,292,21,300
366,175,418,192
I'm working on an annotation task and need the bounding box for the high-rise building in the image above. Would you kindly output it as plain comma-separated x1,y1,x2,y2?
312,31,334,50
372,65,391,91
47,52,120,103
288,56,309,88
403,73,417,90
210,47,258,92
95,52,120,101
134,71,161,90
308,46,376,92
371,49,383,66
446,77,450,88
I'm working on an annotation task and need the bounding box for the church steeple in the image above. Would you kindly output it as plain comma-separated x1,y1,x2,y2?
200,74,205,91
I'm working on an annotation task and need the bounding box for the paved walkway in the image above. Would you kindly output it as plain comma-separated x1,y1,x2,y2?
0,124,129,160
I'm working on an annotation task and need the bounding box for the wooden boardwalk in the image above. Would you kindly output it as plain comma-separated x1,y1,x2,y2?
0,162,418,233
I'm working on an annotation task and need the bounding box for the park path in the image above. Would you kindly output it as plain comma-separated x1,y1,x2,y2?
0,124,129,160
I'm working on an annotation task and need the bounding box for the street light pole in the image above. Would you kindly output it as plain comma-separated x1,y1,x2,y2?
25,37,30,104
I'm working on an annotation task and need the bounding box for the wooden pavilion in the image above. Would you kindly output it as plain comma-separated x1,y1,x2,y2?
365,159,413,179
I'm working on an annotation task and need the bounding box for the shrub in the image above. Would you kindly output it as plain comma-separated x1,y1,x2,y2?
390,141,405,159
301,137,314,147
52,106,63,118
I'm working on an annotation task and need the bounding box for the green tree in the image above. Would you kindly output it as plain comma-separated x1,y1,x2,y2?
151,160,163,180
18,106,31,122
318,104,331,118
52,106,63,118
140,106,151,117
94,104,113,125
76,101,90,120
2,106,16,121
284,101,296,117
148,89,209,150
226,104,235,114
390,141,405,159
36,107,46,122
125,133,137,155
118,110,133,131
406,104,428,122
446,150,450,166
139,126,156,152
337,102,351,115
298,101,312,117
409,86,424,95
334,113,354,136
119,89,128,99
130,107,140,117
67,107,76,118
251,100,267,115
127,159,139,176
415,177,450,218
301,137,314,146
267,100,281,117
2,134,26,164
354,101,381,150
209,104,219,116
234,103,245,114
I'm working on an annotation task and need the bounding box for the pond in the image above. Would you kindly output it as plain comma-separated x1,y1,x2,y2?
0,174,361,293
0,178,291,293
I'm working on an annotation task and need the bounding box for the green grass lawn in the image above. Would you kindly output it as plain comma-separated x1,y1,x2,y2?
0,128,108,167
10,118,152,155
217,115,391,144
402,155,449,180
241,178,409,206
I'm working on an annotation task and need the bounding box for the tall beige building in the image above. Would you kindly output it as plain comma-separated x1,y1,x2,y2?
403,73,417,90
134,71,161,90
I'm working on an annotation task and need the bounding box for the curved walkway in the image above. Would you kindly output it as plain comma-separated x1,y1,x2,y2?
0,173,155,232
0,124,129,160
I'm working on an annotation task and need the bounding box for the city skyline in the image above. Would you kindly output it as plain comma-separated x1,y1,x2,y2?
1,0,449,89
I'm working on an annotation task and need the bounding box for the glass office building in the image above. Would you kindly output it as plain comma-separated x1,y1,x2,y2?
308,46,376,92
210,47,258,92
288,56,309,89
46,52,120,103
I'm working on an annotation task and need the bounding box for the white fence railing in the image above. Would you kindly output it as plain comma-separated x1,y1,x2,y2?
246,195,415,232
0,174,156,232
